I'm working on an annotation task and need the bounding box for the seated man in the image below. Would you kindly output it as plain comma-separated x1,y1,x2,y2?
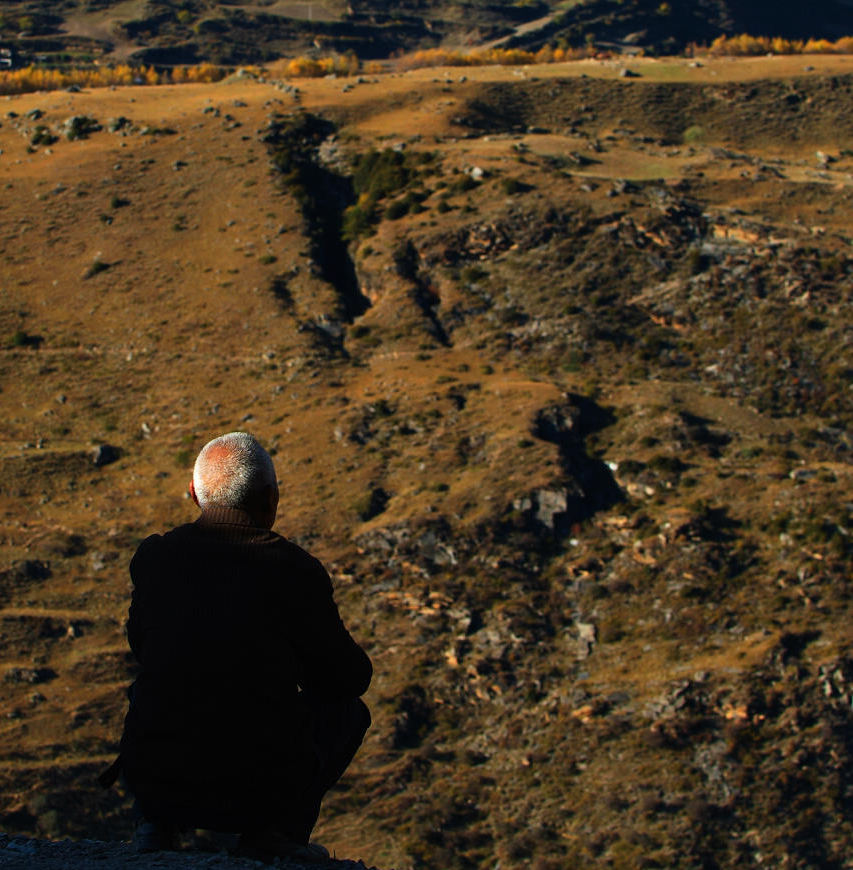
109,432,371,860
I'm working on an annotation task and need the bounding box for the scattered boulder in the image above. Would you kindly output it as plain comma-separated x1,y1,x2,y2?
91,444,120,467
356,520,459,574
63,115,101,140
575,621,596,659
107,116,132,133
513,487,580,533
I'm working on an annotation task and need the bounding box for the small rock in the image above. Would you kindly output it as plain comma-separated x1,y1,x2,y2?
789,468,817,481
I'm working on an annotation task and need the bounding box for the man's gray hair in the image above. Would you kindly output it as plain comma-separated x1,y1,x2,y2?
192,432,277,510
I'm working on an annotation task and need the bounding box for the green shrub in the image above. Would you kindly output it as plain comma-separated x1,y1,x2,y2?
685,246,708,274
460,265,488,284
342,204,375,242
355,486,390,521
351,148,416,200
500,176,530,195
65,115,102,141
682,125,705,145
385,198,410,220
648,454,686,473
450,175,478,194
30,126,57,147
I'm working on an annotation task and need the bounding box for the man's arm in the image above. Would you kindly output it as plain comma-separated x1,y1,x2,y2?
291,556,372,699
126,535,162,660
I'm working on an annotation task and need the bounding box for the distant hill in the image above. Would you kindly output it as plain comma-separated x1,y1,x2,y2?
503,0,853,55
0,0,850,66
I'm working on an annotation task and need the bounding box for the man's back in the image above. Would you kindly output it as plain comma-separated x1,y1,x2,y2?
120,505,372,833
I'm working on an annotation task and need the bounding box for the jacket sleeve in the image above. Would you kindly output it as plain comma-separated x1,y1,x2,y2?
290,555,372,699
126,535,162,661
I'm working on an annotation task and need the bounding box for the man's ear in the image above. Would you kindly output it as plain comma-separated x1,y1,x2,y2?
189,479,200,507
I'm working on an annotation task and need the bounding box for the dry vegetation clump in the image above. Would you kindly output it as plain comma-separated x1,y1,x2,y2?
283,53,361,78
703,33,853,56
395,45,597,72
0,62,226,96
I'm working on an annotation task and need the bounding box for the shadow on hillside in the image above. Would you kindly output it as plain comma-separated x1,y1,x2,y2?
263,113,369,323
535,393,623,523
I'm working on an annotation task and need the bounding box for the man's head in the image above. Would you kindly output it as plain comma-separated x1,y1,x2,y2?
189,432,279,528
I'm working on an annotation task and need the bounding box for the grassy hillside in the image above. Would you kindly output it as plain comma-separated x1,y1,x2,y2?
0,54,851,869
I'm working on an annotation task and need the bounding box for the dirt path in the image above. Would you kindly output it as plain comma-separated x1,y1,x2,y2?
58,0,144,61
479,0,582,51
0,834,378,870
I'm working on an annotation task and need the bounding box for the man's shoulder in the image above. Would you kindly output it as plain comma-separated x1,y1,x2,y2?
130,522,204,568
132,522,328,586
261,532,330,579
134,522,194,550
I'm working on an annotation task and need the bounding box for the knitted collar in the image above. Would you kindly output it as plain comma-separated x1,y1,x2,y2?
195,506,260,528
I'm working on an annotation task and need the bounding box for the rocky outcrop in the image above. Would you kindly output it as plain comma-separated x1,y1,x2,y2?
0,834,380,870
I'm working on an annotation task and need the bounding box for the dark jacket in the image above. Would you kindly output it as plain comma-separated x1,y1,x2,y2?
118,507,371,830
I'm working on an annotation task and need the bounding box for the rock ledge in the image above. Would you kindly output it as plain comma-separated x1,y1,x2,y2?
0,833,378,870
